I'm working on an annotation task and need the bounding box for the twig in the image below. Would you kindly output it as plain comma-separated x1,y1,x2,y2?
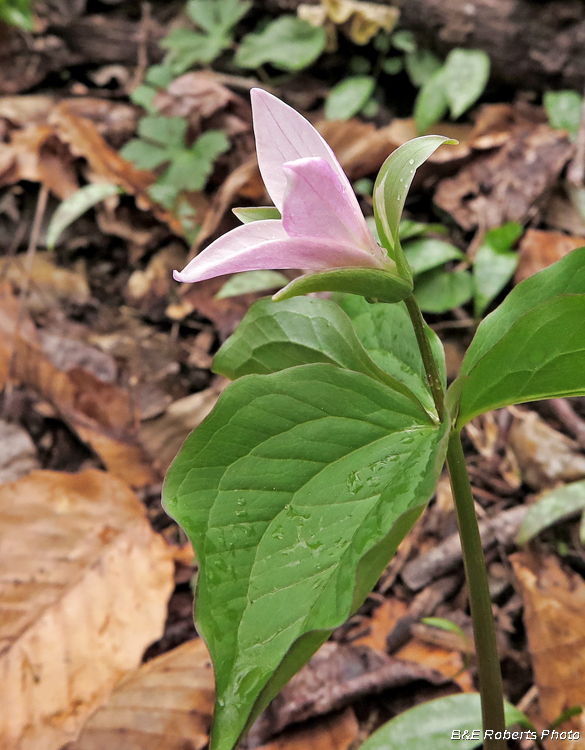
127,2,151,93
2,183,49,418
548,397,585,449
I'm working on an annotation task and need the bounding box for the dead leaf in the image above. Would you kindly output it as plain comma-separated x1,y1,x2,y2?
0,251,90,314
256,707,358,750
0,283,157,487
0,419,39,483
354,598,407,652
516,229,585,283
511,552,585,749
509,408,585,489
434,126,573,231
125,243,187,318
397,638,474,693
249,641,448,744
139,380,227,475
66,637,214,750
0,469,174,750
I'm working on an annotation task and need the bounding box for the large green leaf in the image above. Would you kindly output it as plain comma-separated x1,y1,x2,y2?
456,294,585,426
334,294,446,416
213,297,430,413
359,693,531,750
163,364,447,750
373,136,454,278
460,247,585,373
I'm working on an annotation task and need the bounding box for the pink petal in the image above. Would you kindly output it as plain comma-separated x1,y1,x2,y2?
173,219,380,283
251,88,352,212
282,157,381,258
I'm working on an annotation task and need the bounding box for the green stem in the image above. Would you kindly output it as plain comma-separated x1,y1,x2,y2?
404,294,506,750
404,295,444,421
447,431,506,750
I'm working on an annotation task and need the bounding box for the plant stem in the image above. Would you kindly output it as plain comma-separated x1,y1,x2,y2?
404,295,444,421
447,431,506,750
404,294,506,750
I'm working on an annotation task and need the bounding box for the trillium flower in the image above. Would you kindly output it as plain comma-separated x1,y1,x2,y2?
173,88,413,303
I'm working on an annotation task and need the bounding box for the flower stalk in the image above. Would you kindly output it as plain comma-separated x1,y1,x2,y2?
405,293,506,750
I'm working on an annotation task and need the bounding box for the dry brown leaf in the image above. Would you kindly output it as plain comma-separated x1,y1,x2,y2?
0,469,174,750
511,552,585,749
0,283,157,487
139,380,228,475
354,598,407,652
509,408,585,489
0,252,90,314
516,229,585,283
125,243,187,317
250,640,448,743
256,707,359,750
0,419,39,482
434,126,573,231
397,639,474,693
66,637,214,750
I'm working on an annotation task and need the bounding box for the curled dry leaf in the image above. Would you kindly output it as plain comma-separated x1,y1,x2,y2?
434,125,573,231
66,637,214,750
515,229,585,283
139,379,228,475
509,408,585,490
0,419,39,483
0,283,157,487
0,469,174,750
511,552,585,750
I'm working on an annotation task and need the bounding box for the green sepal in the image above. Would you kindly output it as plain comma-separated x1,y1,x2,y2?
232,206,282,223
373,136,457,280
272,266,413,304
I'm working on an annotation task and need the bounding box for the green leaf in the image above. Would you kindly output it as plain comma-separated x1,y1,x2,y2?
187,0,251,35
392,30,416,53
382,57,404,76
236,16,326,72
325,76,376,121
161,28,230,71
273,266,413,305
213,296,430,413
460,247,585,374
473,222,522,317
421,616,467,638
163,363,447,750
232,206,282,223
405,48,442,88
333,294,447,418
544,90,583,141
373,135,455,277
517,480,585,544
359,693,532,750
145,64,175,88
444,48,490,119
160,130,229,192
399,219,448,242
456,294,585,426
129,84,157,113
216,271,288,299
0,0,34,30
46,184,122,250
138,115,187,149
404,237,465,275
120,139,169,170
414,268,474,313
414,67,449,135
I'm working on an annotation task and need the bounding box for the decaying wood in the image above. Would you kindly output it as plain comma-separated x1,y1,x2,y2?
265,0,585,91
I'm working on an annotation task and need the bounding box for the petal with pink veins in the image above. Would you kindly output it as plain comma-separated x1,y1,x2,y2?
173,220,381,283
251,88,352,211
